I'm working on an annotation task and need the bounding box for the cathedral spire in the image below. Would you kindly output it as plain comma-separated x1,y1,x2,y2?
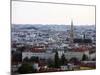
70,20,74,44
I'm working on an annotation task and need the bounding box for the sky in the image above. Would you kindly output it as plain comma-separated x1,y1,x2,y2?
12,1,95,25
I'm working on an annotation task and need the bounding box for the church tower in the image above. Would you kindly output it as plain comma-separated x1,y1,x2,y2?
70,20,74,45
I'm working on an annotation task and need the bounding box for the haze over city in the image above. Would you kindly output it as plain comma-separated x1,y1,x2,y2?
12,1,95,25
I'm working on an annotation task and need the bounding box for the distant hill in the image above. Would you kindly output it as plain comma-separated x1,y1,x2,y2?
12,24,95,32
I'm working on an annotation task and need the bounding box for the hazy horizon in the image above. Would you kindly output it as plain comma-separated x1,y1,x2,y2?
12,24,95,26
12,1,95,25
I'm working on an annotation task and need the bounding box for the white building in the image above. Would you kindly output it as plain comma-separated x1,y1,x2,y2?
33,63,40,71
64,51,87,60
22,49,89,61
61,65,68,70
22,51,55,60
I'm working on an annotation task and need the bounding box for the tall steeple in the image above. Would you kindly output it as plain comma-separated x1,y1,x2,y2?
70,20,74,44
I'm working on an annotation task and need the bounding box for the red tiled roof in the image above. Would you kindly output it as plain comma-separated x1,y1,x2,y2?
72,47,89,52
30,46,46,52
80,63,96,68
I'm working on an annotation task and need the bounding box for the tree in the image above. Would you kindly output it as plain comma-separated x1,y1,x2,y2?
30,56,39,62
12,51,22,62
82,54,88,61
47,58,55,68
54,51,60,68
69,57,79,65
17,46,26,52
18,63,36,74
61,54,66,65
23,57,30,62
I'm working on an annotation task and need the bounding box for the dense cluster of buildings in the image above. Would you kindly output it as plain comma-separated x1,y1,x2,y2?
11,21,96,74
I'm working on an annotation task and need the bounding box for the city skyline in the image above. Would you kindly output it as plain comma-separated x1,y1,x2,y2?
12,1,95,25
